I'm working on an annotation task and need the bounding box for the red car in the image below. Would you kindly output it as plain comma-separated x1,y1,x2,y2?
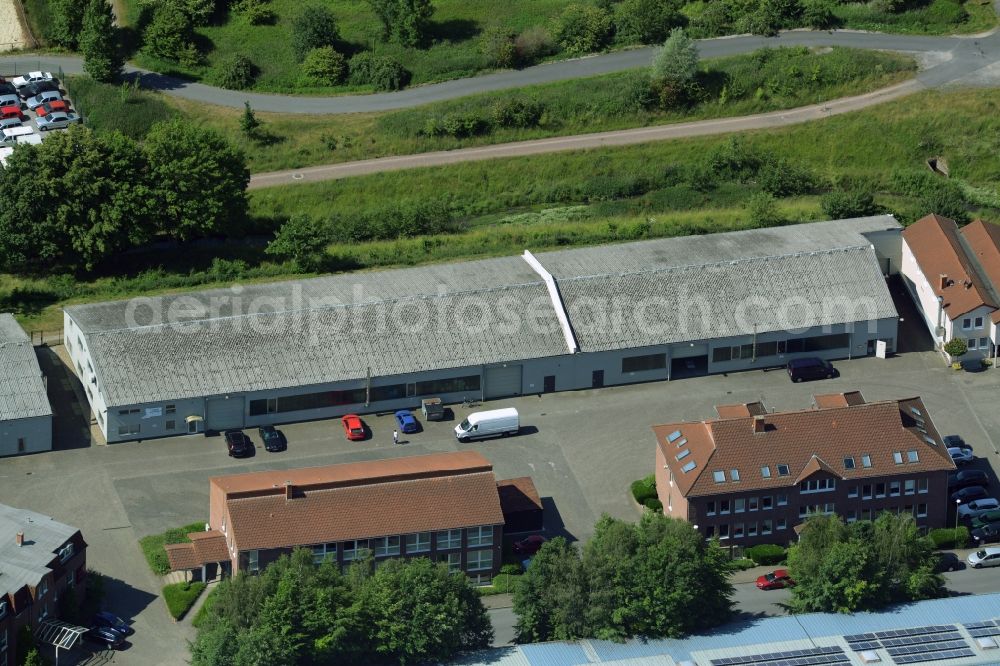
756,569,795,590
341,414,366,440
0,105,21,120
36,100,69,117
512,535,547,555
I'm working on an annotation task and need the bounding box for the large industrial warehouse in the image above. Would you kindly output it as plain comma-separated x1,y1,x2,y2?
64,215,903,443
0,314,53,456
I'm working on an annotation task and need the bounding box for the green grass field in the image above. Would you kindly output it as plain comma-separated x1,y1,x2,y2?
112,0,989,94
139,46,915,173
5,88,1000,332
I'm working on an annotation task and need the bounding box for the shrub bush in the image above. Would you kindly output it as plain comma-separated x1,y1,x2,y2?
300,46,347,86
747,192,785,227
821,189,881,219
163,581,206,620
552,4,613,54
644,497,664,512
139,522,206,575
291,5,340,62
929,526,969,549
730,557,757,571
349,52,411,91
143,1,196,62
500,563,523,576
709,138,764,182
233,0,276,25
212,53,257,90
746,543,786,566
491,98,544,128
613,0,684,45
481,25,518,68
944,338,968,357
758,158,817,196
630,475,657,503
802,0,838,29
515,26,556,65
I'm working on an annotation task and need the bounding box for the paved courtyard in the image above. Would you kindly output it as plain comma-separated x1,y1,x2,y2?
3,312,1000,663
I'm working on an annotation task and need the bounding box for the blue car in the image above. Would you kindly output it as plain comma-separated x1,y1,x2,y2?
94,611,133,636
394,410,419,434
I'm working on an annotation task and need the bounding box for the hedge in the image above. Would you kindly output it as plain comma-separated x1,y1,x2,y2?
162,581,206,620
730,558,757,571
746,544,786,566
630,475,657,504
644,497,664,512
929,527,969,549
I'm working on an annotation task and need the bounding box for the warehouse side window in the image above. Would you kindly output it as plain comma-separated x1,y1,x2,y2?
413,375,481,395
622,353,666,373
803,333,851,352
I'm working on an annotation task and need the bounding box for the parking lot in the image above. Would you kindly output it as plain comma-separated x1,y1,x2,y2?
0,71,80,164
3,313,1000,663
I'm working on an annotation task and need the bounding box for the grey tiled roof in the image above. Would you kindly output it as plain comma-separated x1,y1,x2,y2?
559,245,898,351
0,504,78,597
0,314,51,421
67,257,569,407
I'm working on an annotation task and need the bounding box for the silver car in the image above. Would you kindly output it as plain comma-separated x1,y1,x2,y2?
35,112,80,131
0,117,22,130
26,91,62,111
11,71,54,88
0,94,19,108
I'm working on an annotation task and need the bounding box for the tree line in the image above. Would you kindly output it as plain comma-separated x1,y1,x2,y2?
0,121,249,273
190,548,491,666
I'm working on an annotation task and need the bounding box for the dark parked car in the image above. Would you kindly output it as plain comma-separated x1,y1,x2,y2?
971,509,1000,529
949,469,990,491
94,611,133,636
394,410,419,434
258,425,286,452
951,485,990,504
971,522,1000,545
224,430,253,458
84,626,126,650
787,357,835,382
17,80,59,100
0,82,17,96
512,535,547,555
932,552,963,573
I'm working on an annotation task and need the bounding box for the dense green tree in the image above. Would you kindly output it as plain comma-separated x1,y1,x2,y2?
480,25,518,68
143,118,250,241
213,53,257,90
802,0,838,29
182,0,217,26
367,0,435,47
300,46,348,85
0,126,152,272
513,537,589,643
747,191,785,227
357,557,493,664
80,0,123,83
651,28,699,83
239,102,260,139
48,0,86,48
290,5,340,61
265,214,332,271
788,513,945,614
143,1,197,62
552,4,613,54
614,0,684,45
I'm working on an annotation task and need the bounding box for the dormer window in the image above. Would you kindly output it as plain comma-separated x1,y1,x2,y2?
58,543,74,563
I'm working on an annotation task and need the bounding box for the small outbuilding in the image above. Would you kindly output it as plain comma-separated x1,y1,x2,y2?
496,476,544,534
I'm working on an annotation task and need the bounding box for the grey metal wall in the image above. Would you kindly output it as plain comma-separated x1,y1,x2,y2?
0,414,52,456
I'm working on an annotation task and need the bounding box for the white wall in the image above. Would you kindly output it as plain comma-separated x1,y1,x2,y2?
901,240,946,345
63,311,108,439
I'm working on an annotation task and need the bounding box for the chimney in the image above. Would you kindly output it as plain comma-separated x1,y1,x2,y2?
939,274,948,290
965,280,972,289
752,415,766,434
15,531,24,547
284,482,294,500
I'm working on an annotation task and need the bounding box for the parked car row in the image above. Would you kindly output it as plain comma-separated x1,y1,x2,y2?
0,72,81,153
224,425,288,458
947,460,1000,545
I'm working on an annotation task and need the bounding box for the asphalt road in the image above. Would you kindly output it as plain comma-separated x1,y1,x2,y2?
0,30,980,114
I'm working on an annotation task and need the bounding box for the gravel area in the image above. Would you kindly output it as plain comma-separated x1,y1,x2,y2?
0,0,29,52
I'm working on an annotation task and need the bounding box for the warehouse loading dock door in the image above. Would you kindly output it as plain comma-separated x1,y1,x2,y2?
205,396,245,431
484,365,522,399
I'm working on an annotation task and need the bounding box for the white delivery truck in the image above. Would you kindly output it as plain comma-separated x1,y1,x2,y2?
454,407,519,442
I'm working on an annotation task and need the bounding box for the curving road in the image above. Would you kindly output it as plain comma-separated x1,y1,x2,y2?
0,29,988,114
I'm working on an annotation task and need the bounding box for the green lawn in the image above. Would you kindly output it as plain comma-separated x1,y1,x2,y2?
138,522,207,576
157,46,914,172
5,88,1000,332
113,0,988,94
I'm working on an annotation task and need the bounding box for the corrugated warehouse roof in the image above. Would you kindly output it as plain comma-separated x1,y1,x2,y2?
66,257,570,407
458,594,1000,665
0,313,51,421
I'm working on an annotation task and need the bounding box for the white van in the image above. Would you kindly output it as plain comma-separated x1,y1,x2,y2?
455,407,519,442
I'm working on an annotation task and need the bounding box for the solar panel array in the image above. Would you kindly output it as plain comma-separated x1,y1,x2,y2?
964,620,1000,639
710,645,849,666
844,624,976,664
